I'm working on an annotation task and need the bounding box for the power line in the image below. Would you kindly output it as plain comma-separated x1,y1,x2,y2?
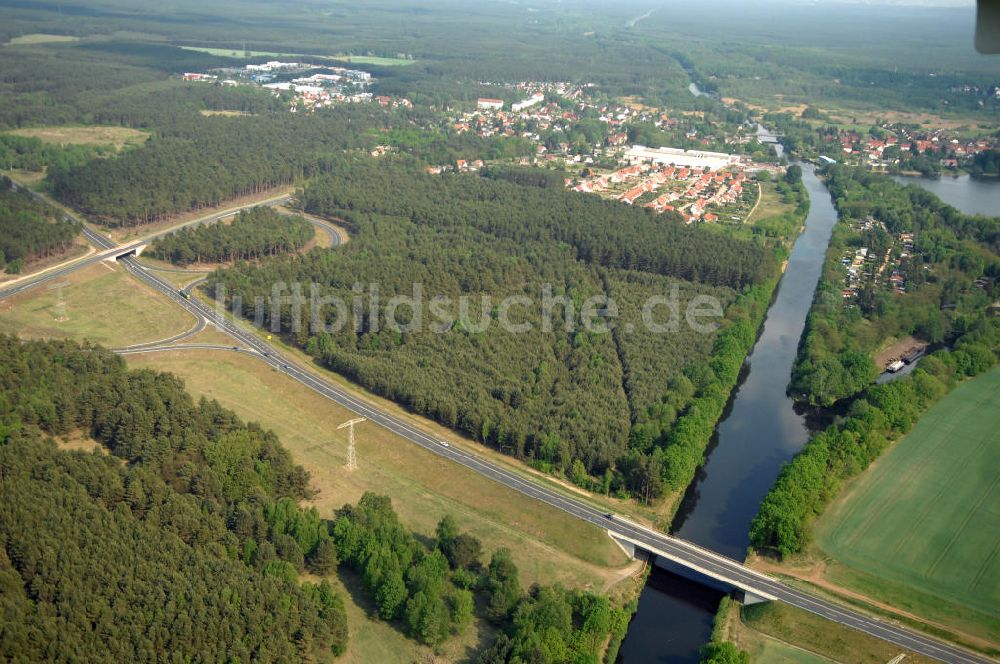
337,417,366,471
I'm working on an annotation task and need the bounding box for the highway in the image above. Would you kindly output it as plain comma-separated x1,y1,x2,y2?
112,253,992,664
0,192,292,300
6,183,990,663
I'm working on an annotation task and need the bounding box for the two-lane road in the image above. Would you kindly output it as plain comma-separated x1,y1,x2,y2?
113,254,993,664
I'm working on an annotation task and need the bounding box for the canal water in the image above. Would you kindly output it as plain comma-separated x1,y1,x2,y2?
618,163,841,662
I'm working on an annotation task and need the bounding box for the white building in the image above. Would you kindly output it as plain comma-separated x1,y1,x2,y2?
512,92,545,112
624,145,739,171
477,98,504,110
246,60,302,72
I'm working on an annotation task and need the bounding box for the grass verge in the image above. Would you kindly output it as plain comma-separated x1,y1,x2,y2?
740,602,937,664
126,348,638,661
0,262,196,347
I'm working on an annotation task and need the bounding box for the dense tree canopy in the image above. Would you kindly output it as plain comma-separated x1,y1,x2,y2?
207,159,778,498
793,166,1000,406
148,206,314,265
0,177,79,273
0,336,348,661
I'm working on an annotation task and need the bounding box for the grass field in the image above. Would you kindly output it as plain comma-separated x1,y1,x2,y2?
8,126,149,150
199,109,251,117
713,591,938,663
332,54,415,66
2,256,637,660
6,33,79,45
746,181,794,225
178,45,415,66
740,602,936,664
216,303,676,530
125,350,631,586
179,45,305,59
0,262,196,347
126,349,636,661
815,367,1000,643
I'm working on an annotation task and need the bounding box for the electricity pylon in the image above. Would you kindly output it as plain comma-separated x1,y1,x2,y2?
337,417,366,471
47,281,70,322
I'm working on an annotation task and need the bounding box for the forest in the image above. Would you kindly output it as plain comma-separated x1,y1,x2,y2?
751,318,999,556
205,158,778,501
0,134,112,173
792,166,1000,406
48,109,381,226
333,492,631,662
0,336,348,661
970,149,1000,178
148,206,314,265
0,177,79,274
0,335,634,660
34,92,529,226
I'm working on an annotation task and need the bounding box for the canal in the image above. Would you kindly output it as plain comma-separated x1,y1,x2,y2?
618,162,841,662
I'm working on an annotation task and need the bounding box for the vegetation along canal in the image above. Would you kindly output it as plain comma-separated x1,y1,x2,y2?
619,162,841,662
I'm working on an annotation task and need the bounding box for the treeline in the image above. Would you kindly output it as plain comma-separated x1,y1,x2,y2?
297,159,776,289
615,175,807,503
792,166,1000,406
0,134,112,173
0,336,348,661
332,494,475,645
0,177,79,273
610,279,776,503
211,204,636,485
751,319,999,557
700,597,750,664
332,492,630,661
970,149,1000,178
49,110,381,226
481,164,566,189
208,159,774,499
148,207,314,265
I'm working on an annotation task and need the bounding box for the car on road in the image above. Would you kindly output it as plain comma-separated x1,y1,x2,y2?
604,512,614,520
439,440,450,447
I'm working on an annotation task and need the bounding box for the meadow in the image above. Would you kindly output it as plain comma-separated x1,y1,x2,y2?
0,262,196,347
8,126,148,150
815,367,1000,642
740,602,937,664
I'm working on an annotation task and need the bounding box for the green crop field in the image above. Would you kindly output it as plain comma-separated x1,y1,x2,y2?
6,33,80,45
332,54,415,66
178,45,307,59
816,367,1000,623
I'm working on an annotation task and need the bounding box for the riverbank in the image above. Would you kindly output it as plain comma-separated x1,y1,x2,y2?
892,172,1000,217
619,163,832,662
750,365,1000,658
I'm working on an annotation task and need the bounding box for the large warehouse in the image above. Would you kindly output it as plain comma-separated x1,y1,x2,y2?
624,145,739,171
